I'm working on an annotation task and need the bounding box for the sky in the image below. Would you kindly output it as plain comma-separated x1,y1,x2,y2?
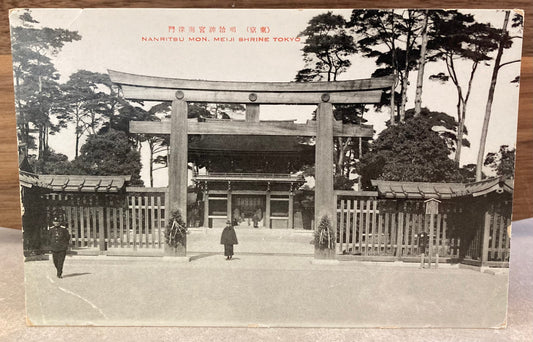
9,9,524,187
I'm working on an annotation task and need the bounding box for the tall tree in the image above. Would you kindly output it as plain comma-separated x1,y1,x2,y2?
348,9,426,123
413,10,430,117
59,71,118,158
476,10,522,181
74,129,143,186
10,10,81,163
296,12,364,188
29,149,80,175
104,100,173,187
484,145,516,178
428,11,499,165
358,113,462,188
295,11,357,82
145,102,171,187
403,107,469,154
332,104,369,188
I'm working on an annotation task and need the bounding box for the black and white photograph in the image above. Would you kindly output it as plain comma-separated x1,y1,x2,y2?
9,8,524,327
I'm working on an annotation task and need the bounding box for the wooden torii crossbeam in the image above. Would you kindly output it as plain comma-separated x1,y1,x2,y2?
109,70,394,258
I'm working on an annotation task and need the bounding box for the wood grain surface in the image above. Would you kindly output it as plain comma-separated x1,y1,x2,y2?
0,2,531,229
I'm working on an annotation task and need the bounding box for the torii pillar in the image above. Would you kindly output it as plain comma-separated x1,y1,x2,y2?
168,97,188,255
169,97,188,216
314,101,336,259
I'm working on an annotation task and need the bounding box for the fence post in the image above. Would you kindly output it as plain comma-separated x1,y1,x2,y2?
481,207,492,265
428,213,434,267
163,188,169,252
396,212,404,258
98,207,106,254
203,190,209,228
424,199,440,267
288,191,294,229
339,197,344,254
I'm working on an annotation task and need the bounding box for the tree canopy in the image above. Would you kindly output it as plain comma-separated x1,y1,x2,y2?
358,114,462,188
348,9,427,122
427,10,500,165
75,130,143,186
296,11,357,82
11,10,81,163
484,145,515,178
59,70,120,157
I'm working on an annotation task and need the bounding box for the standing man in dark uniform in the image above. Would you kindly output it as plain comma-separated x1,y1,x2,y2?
49,215,70,278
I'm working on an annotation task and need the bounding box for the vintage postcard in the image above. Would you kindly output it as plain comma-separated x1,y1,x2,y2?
10,8,523,327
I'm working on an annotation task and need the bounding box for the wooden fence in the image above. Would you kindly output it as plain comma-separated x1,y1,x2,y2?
44,188,166,251
121,188,166,249
335,193,461,259
335,192,512,265
461,200,511,265
484,205,511,262
42,188,510,264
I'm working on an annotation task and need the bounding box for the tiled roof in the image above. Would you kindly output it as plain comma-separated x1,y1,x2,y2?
37,175,131,193
371,180,467,199
188,135,314,154
19,171,51,189
464,176,514,197
371,177,513,199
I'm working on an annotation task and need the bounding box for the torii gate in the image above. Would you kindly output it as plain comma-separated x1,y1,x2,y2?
109,70,394,258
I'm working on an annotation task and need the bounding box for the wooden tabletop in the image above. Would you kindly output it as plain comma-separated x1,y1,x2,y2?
1,1,531,229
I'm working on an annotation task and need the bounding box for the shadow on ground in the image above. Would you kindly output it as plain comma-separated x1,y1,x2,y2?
189,252,220,261
62,272,91,278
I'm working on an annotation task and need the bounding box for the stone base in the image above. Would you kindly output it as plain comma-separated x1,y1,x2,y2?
314,248,336,259
24,254,49,262
312,248,338,264
164,244,187,257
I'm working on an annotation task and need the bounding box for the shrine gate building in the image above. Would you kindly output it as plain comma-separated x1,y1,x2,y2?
109,70,394,253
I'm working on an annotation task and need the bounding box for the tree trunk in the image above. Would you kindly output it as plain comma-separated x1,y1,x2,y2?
390,84,396,125
346,149,352,178
336,137,344,175
38,126,45,161
455,105,464,164
149,139,155,187
14,73,27,152
75,134,79,159
358,137,363,188
44,122,49,153
455,61,478,165
414,10,429,117
399,68,409,122
390,10,397,125
399,16,413,122
476,11,510,181
37,75,44,161
74,107,80,159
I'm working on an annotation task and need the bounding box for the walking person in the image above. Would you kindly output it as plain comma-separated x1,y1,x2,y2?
49,214,71,278
220,219,238,260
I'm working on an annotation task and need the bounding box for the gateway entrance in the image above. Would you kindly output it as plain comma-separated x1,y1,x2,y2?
232,194,265,228
109,69,394,255
195,172,305,229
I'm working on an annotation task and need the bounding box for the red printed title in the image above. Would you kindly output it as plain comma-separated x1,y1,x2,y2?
141,25,301,43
